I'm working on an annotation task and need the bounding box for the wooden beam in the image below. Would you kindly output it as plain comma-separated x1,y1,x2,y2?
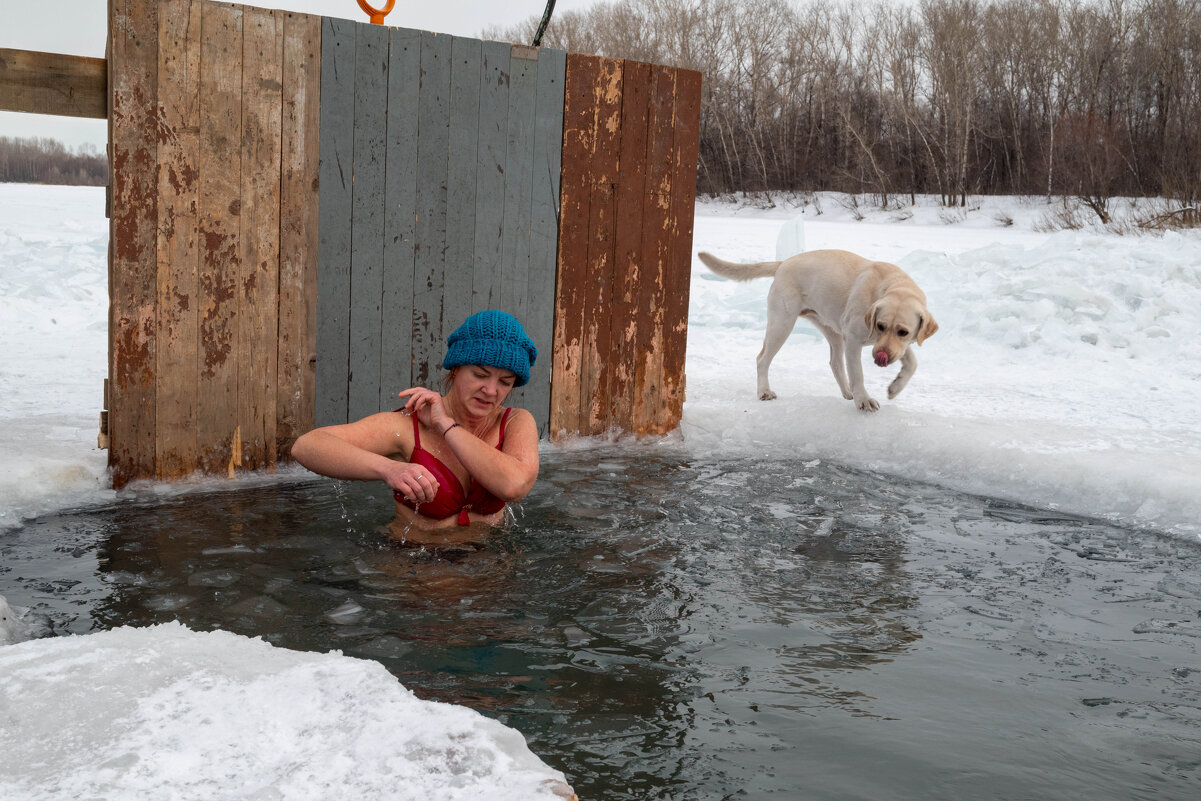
0,48,107,119
108,0,160,489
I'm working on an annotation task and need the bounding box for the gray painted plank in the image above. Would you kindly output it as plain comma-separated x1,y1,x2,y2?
412,31,452,387
443,36,481,348
315,16,355,426
472,40,510,312
347,21,389,420
524,46,566,434
380,26,420,408
499,50,537,325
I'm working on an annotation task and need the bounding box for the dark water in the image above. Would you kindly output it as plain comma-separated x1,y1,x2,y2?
3,445,1201,800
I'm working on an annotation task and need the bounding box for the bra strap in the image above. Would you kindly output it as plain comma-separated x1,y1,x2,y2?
411,411,421,448
496,408,512,449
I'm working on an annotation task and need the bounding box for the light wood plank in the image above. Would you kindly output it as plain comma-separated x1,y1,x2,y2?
608,59,651,435
315,16,355,425
549,53,599,438
632,65,676,434
347,20,388,420
154,0,202,479
524,46,566,435
277,10,321,458
472,39,510,312
237,5,283,470
380,26,420,407
499,48,537,325
108,0,160,487
661,67,703,431
443,35,482,351
580,57,623,435
196,1,243,475
412,31,451,387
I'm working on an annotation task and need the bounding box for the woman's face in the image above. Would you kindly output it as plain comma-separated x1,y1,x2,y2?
452,365,517,416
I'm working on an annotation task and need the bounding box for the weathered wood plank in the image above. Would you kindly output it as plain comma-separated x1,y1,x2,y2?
380,26,420,406
315,16,355,425
580,57,622,435
632,65,676,435
608,58,651,435
108,0,160,487
471,39,510,312
196,1,243,475
347,21,388,420
412,31,451,387
524,45,566,435
443,35,482,350
154,0,201,479
550,52,598,438
276,10,321,459
661,67,703,431
0,48,107,118
499,46,537,325
237,5,283,470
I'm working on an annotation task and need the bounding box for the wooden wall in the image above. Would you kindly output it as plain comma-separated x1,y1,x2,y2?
106,0,701,488
315,20,564,432
552,55,701,437
109,0,320,487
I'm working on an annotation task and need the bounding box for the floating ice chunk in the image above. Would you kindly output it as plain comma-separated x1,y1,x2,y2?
0,595,32,646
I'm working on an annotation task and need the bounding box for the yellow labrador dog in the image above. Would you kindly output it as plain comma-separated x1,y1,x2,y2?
698,249,938,411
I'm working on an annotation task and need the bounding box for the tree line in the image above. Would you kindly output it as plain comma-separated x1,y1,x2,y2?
490,0,1201,218
0,137,108,186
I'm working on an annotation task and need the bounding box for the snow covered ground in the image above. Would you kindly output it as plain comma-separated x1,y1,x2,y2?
2,182,1199,798
685,192,1201,542
0,622,574,800
3,185,1197,541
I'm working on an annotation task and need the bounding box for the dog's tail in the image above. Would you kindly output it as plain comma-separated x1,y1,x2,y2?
697,251,781,281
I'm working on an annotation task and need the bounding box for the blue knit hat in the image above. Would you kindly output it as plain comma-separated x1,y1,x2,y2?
443,310,538,386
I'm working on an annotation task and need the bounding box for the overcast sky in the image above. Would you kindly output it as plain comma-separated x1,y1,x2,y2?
0,0,591,151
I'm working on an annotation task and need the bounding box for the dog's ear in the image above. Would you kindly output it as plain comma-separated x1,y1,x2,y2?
864,301,882,332
916,311,939,345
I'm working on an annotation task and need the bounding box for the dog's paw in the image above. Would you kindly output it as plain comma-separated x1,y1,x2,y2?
841,387,854,400
887,377,908,399
855,395,880,412
759,389,778,401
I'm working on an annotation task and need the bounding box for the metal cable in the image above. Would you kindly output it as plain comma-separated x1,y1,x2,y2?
532,0,557,47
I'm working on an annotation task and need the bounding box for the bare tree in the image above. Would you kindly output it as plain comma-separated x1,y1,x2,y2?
481,0,1201,217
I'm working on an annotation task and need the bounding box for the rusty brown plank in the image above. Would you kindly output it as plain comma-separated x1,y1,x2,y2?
108,0,160,488
0,48,107,118
550,53,599,439
154,0,202,479
236,5,283,472
661,67,703,431
607,59,651,435
196,1,243,476
580,57,623,436
631,64,676,435
276,10,320,462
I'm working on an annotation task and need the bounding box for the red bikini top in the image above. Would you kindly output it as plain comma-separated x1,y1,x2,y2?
393,409,512,525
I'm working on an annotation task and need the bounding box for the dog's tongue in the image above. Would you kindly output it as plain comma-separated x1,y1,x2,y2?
874,350,889,367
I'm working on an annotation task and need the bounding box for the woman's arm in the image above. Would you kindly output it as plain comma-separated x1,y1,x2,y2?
442,408,540,501
394,386,540,502
290,412,438,504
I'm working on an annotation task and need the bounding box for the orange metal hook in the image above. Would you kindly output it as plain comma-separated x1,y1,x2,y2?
356,0,396,25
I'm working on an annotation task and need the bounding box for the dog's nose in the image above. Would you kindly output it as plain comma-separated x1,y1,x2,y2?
874,350,890,367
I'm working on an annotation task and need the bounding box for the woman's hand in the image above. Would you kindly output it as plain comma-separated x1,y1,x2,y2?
397,387,454,434
379,457,439,505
